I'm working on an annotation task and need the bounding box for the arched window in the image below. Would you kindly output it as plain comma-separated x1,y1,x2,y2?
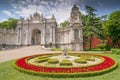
74,29,79,39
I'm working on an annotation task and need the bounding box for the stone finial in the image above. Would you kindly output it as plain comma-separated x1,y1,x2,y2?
72,5,79,12
52,14,55,19
41,14,43,17
30,14,32,20
33,12,40,17
19,16,24,21
51,14,56,22
17,16,24,24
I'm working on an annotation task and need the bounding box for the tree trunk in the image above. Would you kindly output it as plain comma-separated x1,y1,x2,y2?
83,37,85,49
117,41,120,48
89,34,92,50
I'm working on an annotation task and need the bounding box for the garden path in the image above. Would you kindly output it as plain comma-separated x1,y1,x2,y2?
0,45,60,63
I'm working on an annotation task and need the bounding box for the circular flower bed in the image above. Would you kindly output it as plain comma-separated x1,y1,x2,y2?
14,53,117,77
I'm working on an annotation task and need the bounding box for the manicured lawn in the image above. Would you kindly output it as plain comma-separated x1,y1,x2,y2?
0,53,120,80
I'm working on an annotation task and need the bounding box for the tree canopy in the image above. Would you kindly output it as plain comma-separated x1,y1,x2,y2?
104,11,120,47
82,6,98,50
82,6,108,49
60,20,70,27
0,18,18,29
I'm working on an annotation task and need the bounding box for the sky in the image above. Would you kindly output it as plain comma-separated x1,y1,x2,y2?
0,0,120,23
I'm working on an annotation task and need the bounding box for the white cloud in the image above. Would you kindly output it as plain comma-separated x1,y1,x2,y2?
2,10,15,17
10,0,87,23
0,19,7,22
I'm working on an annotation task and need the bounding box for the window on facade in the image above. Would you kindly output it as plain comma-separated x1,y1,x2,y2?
74,29,79,39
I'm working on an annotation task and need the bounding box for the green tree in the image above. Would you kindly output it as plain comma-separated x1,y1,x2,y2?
82,6,97,50
104,11,120,48
8,18,18,29
95,15,108,43
82,6,107,50
0,18,18,29
60,20,70,27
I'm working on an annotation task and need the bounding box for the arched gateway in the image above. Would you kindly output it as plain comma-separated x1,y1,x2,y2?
32,29,41,45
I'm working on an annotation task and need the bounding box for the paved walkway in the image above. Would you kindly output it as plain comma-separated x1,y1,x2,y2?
0,45,60,63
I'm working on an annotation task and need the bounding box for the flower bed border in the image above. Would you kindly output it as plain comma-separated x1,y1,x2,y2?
14,53,118,77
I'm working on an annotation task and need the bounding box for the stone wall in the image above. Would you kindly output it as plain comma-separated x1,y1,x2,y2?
0,29,17,45
55,27,72,49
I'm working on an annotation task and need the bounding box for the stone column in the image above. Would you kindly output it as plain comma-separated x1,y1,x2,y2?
25,29,28,45
17,27,21,45
70,28,74,42
25,22,29,45
29,31,32,45
41,28,45,45
20,27,22,45
50,27,52,43
79,28,83,51
16,28,19,45
50,27,55,44
52,27,55,44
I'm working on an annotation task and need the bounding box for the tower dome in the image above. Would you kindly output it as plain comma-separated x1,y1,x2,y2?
33,12,40,17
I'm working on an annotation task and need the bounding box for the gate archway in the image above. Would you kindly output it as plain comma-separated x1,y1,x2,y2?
31,29,41,45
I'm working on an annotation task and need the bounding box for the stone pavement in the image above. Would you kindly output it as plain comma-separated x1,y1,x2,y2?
0,45,60,63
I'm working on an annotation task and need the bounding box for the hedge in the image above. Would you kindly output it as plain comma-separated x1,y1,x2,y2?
60,60,72,66
48,59,59,64
34,58,49,63
14,61,118,78
74,58,87,63
112,49,120,55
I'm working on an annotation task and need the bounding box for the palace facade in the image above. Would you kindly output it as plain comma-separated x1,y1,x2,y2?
0,5,83,51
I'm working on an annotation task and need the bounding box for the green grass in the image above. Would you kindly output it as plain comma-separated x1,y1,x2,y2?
0,53,120,80
51,48,62,51
84,48,111,51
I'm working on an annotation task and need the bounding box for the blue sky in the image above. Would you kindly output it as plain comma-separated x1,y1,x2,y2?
0,0,120,23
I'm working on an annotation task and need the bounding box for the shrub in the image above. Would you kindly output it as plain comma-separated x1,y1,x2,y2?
80,56,95,61
60,60,72,66
35,58,49,63
47,59,59,64
74,58,87,63
112,49,120,55
37,56,49,59
80,55,92,58
97,44,106,50
105,44,111,51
